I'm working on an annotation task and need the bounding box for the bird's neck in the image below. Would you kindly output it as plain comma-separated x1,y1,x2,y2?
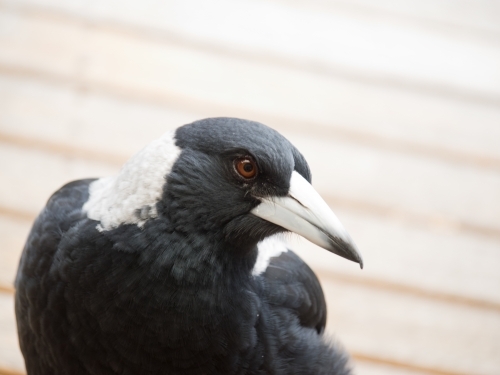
139,226,261,341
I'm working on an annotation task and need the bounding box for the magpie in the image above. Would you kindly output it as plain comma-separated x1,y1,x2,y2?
15,117,363,375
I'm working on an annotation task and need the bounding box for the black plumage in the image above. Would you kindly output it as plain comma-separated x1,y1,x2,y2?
15,118,362,375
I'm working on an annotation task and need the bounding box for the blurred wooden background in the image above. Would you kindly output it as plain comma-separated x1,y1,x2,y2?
1,0,500,374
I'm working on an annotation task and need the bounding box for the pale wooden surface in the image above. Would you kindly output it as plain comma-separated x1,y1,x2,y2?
0,0,499,374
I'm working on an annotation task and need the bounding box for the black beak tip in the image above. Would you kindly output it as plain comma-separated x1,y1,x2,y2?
329,236,363,270
353,249,363,270
350,249,363,270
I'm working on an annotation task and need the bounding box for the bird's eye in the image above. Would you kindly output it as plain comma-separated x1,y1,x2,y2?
234,157,258,179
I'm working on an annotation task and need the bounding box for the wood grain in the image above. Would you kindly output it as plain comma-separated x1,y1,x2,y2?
1,8,500,166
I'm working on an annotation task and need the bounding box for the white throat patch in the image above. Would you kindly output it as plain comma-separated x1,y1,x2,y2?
252,235,289,276
83,131,181,231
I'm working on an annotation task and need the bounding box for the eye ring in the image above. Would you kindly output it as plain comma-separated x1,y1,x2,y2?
234,156,258,180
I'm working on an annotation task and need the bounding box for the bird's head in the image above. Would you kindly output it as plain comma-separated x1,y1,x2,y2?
84,117,362,268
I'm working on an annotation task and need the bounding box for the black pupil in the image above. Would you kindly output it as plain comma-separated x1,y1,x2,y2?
243,162,253,173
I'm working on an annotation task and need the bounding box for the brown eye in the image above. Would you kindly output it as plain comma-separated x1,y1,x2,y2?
234,157,258,179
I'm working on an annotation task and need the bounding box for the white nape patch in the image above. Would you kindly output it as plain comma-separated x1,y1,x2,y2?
252,235,289,276
83,131,181,231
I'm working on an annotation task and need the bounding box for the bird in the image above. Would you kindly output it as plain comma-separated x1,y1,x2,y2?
15,117,363,375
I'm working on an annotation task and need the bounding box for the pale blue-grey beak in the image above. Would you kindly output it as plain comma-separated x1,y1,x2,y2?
251,171,363,268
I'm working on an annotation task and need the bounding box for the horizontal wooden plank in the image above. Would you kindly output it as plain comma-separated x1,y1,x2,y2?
4,0,500,98
1,144,499,306
1,10,500,167
322,278,500,375
0,75,198,159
